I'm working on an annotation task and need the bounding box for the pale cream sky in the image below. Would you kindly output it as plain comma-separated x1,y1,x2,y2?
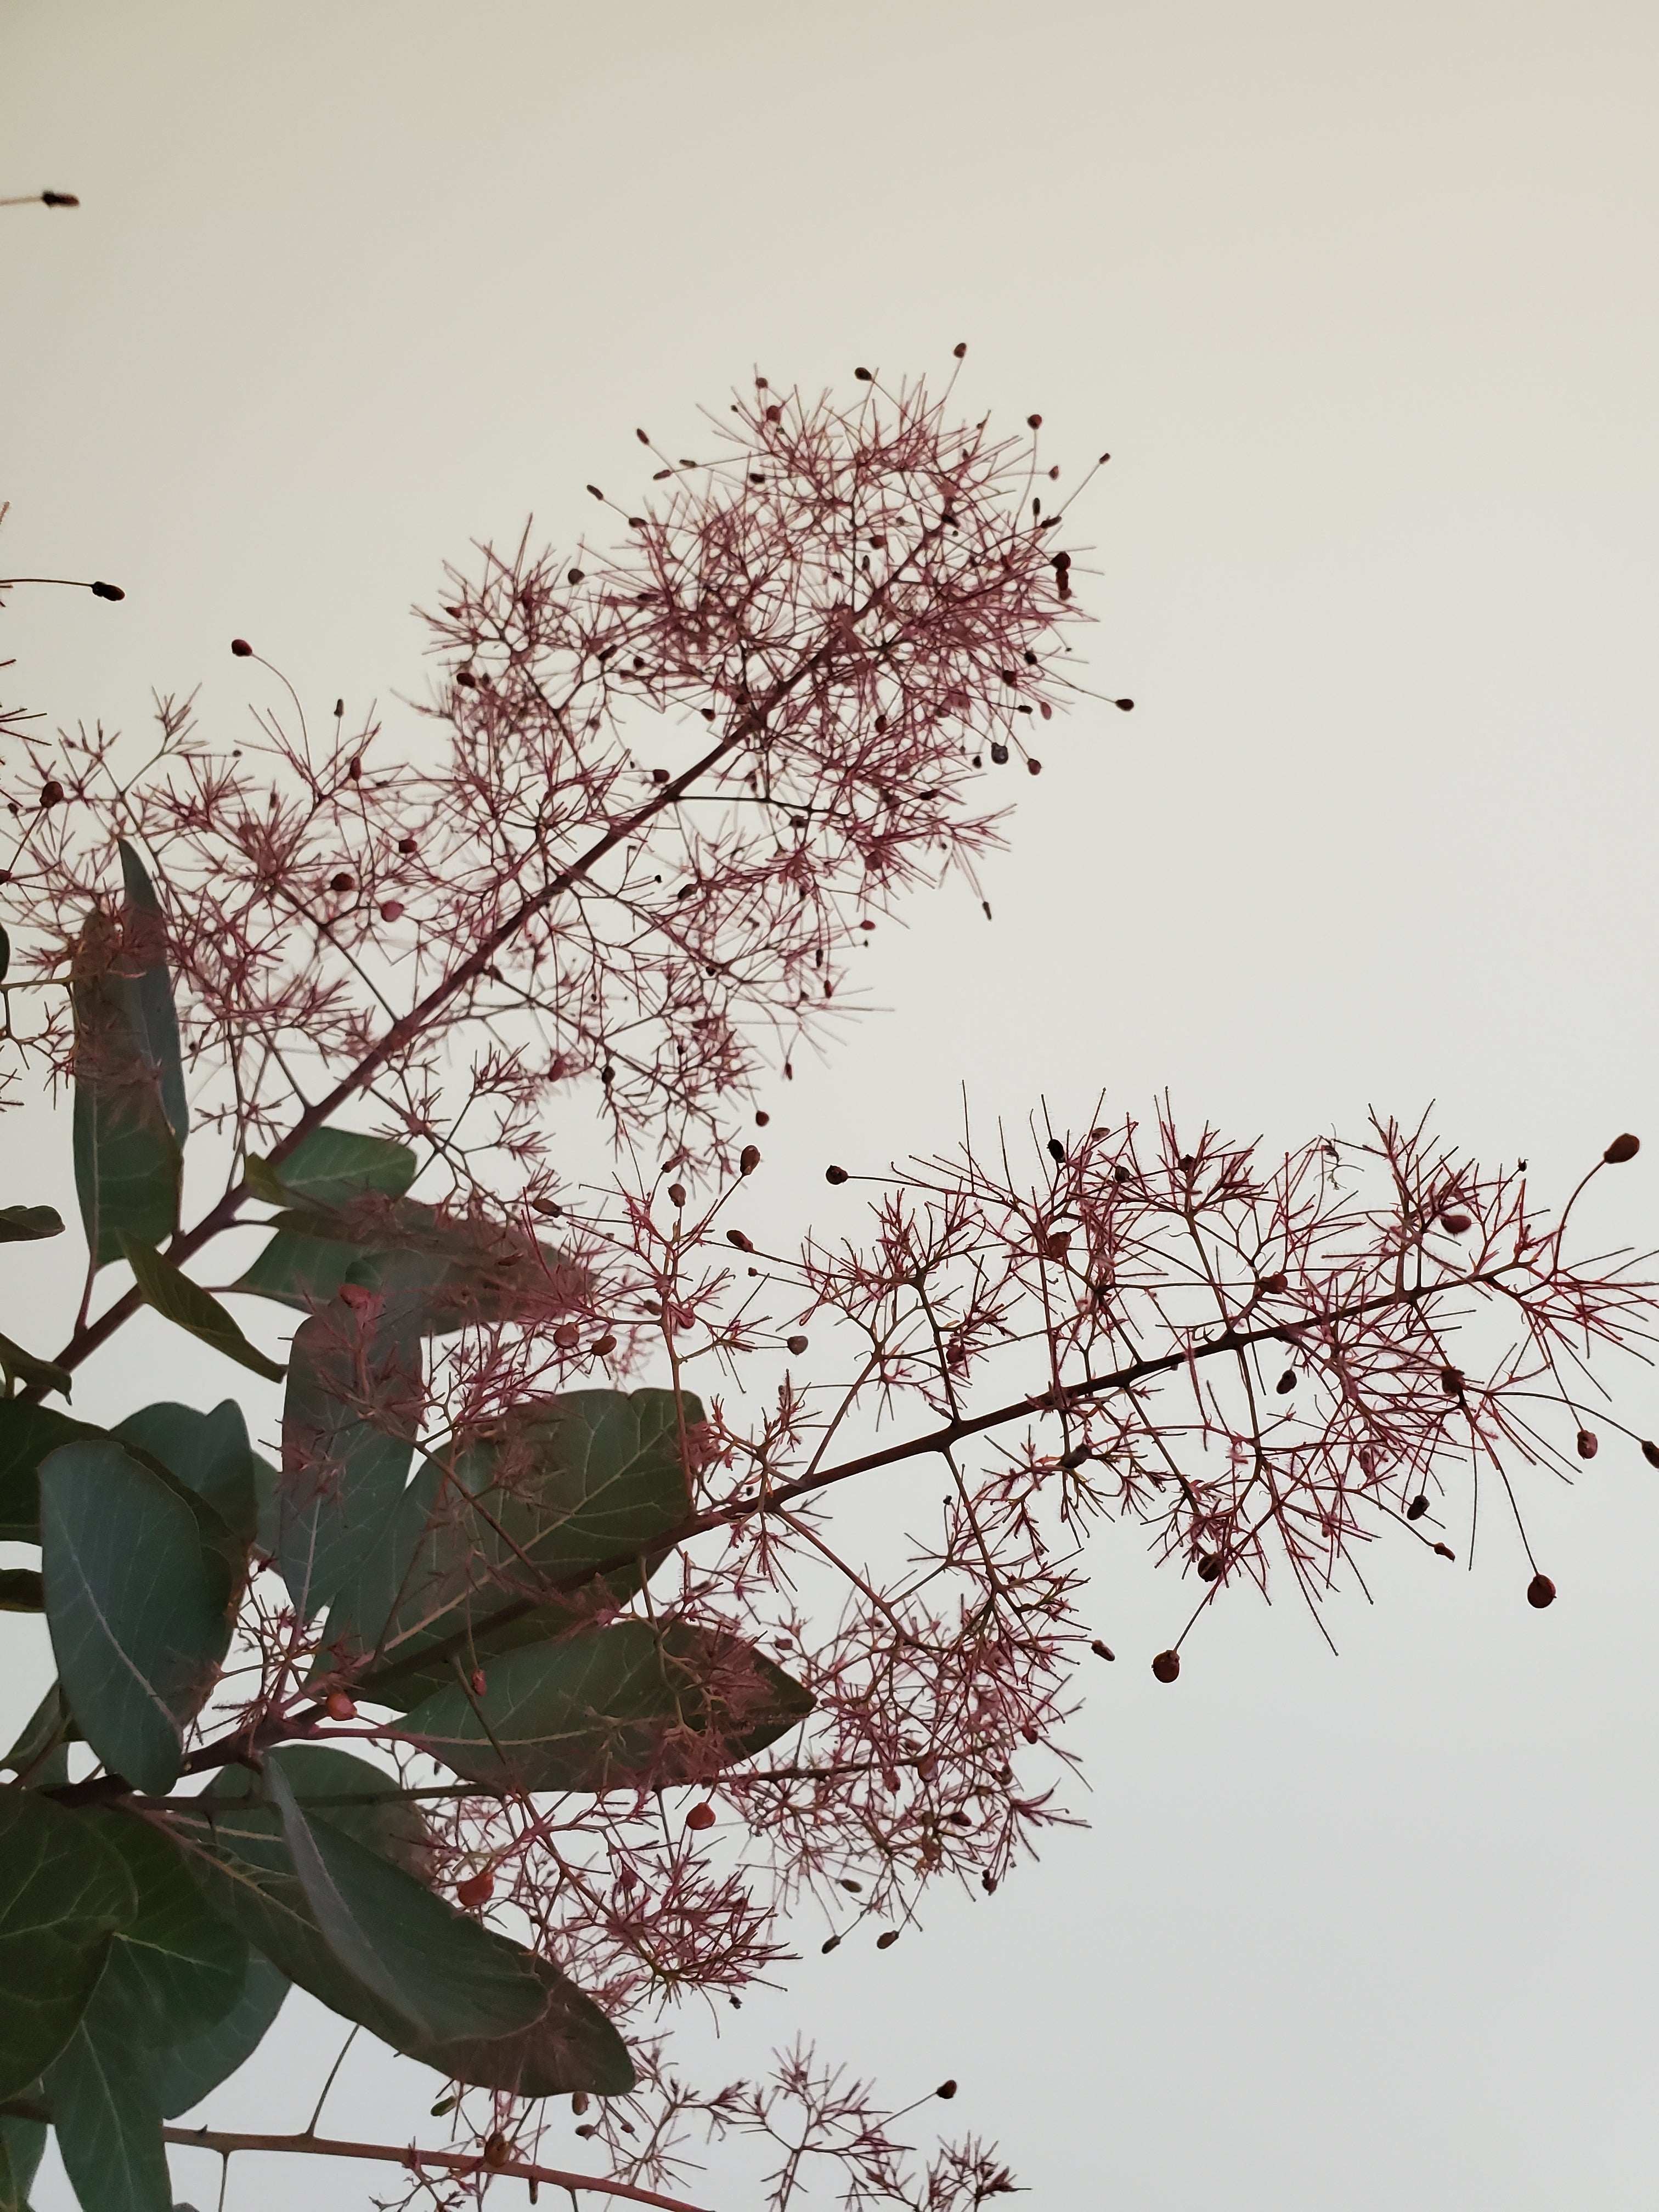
5,4,1659,2207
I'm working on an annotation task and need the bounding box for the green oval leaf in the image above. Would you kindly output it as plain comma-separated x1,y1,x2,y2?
0,1204,64,1243
0,1402,101,1542
120,1237,285,1384
207,1745,433,1882
116,839,188,1154
324,1389,696,1705
112,1401,258,1549
0,1787,136,2100
169,1765,631,2096
245,1125,416,1212
0,2114,47,2212
144,1949,287,2121
0,1330,73,1401
71,909,182,1269
276,1296,423,1620
43,2017,172,2212
402,1619,812,1794
41,1440,240,1794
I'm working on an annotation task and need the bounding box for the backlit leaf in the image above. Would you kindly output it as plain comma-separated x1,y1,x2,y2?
207,1745,434,1882
41,1441,240,1794
121,1237,285,1384
0,1332,72,1401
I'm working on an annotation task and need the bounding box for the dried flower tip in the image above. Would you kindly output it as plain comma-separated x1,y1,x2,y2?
786,1334,809,1355
1407,1494,1429,1520
1438,1210,1473,1234
953,341,967,357
876,1929,900,1949
41,190,79,206
1151,1650,1181,1683
1604,1132,1641,1164
854,366,873,381
739,1143,761,1176
1527,1572,1556,1609
1434,1541,1455,1559
230,637,253,657
726,1229,753,1251
821,1935,841,1954
591,1334,618,1356
483,2132,510,2169
470,1669,487,1695
668,1181,687,1207
1026,414,1043,428
40,781,63,807
1643,1441,1659,1469
329,873,354,894
1091,1639,1116,1661
1577,1427,1599,1459
324,1690,358,1722
89,580,124,601
825,1164,848,1184
685,1802,716,1831
379,901,404,922
457,1869,495,1908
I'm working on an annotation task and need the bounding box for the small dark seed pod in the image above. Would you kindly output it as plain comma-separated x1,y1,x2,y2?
1577,1428,1599,1460
667,1181,687,1208
1527,1572,1556,1609
1047,1137,1065,1163
876,1928,900,1948
854,366,873,381
727,1229,754,1251
591,1334,618,1356
230,637,253,656
39,781,63,806
1091,1639,1115,1661
330,873,354,894
786,1334,809,1355
1260,1272,1288,1294
825,1164,849,1184
89,579,124,601
1197,1554,1222,1582
822,1935,841,1953
953,341,967,357
1026,413,1042,428
685,1803,716,1831
739,1144,760,1175
1604,1133,1640,1164
1434,1541,1455,1559
1643,1440,1659,1469
1407,1494,1429,1520
1115,697,1135,712
1151,1649,1181,1683
936,2079,958,2100
454,668,476,687
483,2133,510,2169
1276,1369,1296,1395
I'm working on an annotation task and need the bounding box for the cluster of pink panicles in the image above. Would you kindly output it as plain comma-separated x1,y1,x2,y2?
304,1110,1650,2205
0,366,1094,1182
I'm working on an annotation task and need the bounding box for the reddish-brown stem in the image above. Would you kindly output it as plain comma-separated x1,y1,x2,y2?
0,2109,709,2212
